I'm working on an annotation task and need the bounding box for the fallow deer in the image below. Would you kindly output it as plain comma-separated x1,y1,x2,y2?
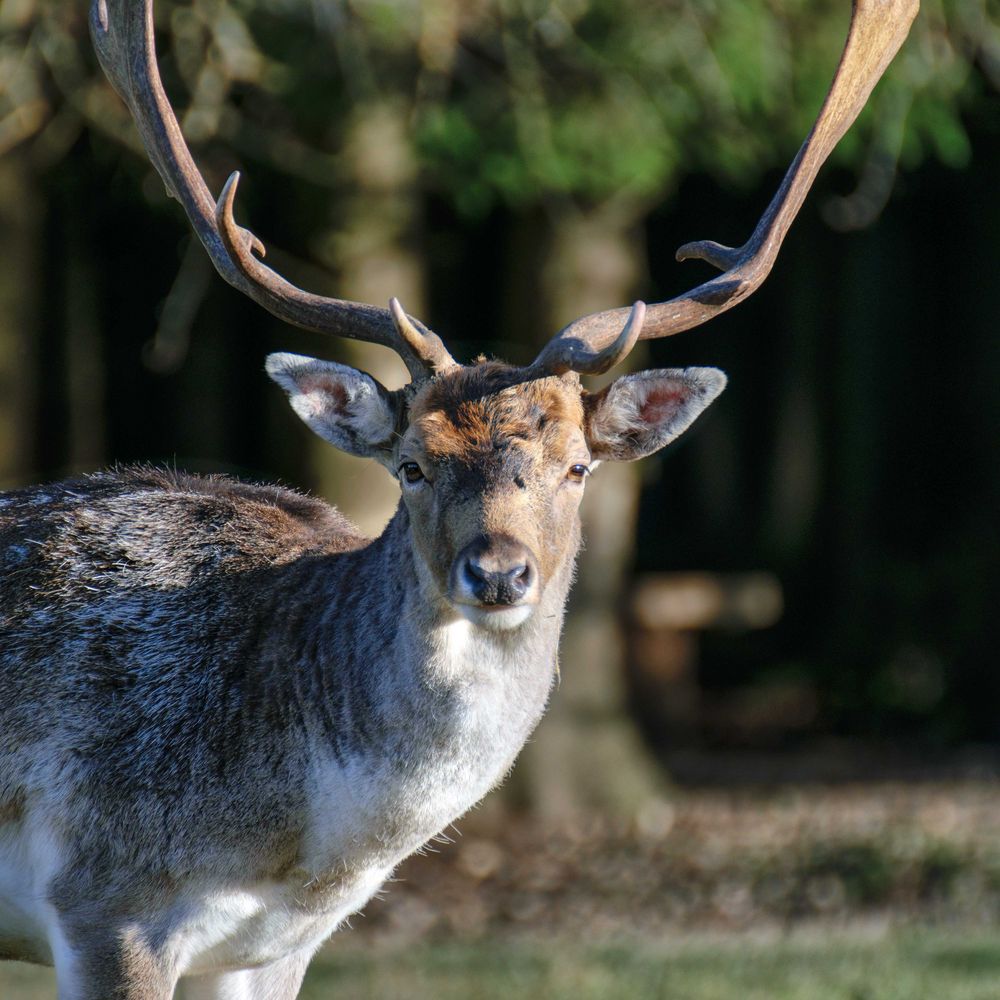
0,1,918,997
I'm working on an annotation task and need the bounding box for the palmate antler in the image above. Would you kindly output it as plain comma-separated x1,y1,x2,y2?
91,0,919,382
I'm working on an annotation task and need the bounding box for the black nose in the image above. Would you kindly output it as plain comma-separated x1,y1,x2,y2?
464,559,533,606
453,536,539,607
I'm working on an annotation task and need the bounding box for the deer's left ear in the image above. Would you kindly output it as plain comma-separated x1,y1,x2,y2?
583,367,726,462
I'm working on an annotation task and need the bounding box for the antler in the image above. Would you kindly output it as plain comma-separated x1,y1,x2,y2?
530,0,920,377
89,0,455,381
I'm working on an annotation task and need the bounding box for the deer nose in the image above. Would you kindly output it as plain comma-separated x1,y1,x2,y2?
464,559,533,604
452,536,539,608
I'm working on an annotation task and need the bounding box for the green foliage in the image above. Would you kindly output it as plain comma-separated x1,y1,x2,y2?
1,0,997,216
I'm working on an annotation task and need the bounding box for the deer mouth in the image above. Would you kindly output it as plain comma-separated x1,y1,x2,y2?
455,602,536,631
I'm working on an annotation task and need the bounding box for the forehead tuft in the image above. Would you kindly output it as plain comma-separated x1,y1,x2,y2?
407,362,584,458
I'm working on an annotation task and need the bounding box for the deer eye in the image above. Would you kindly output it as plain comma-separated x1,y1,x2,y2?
399,462,425,485
567,464,590,482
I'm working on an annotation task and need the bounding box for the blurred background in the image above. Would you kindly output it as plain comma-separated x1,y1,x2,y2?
1,0,999,996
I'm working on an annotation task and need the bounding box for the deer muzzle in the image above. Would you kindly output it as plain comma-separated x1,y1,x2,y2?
450,534,540,627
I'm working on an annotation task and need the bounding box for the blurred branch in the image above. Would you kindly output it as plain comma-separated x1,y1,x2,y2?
0,97,47,156
143,236,213,374
822,86,914,232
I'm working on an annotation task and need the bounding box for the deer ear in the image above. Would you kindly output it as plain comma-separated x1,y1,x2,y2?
584,367,726,462
266,353,402,463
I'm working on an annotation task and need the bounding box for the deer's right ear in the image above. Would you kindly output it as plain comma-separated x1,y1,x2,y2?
266,353,402,463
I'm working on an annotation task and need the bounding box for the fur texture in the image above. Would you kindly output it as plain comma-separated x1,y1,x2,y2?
0,360,723,999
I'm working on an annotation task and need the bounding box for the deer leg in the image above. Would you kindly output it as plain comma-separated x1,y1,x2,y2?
52,920,177,1000
179,949,315,1000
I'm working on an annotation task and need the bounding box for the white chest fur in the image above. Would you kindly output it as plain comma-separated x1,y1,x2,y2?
304,618,554,874
174,620,555,974
169,868,389,974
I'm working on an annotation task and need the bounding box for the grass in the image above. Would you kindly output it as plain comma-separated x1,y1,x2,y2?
299,931,1000,1000
5,928,1000,999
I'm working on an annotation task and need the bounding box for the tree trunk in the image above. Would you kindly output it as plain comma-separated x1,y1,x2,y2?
64,205,107,473
307,102,420,536
0,155,40,488
507,201,670,820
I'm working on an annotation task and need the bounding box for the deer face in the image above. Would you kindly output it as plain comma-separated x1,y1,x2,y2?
396,366,590,630
267,354,725,631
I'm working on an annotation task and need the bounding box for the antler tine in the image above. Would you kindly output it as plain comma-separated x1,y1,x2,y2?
89,0,456,382
527,302,646,378
534,0,920,375
387,296,460,374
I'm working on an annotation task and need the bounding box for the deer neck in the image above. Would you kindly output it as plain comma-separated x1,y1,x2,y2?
311,502,579,744
299,502,579,869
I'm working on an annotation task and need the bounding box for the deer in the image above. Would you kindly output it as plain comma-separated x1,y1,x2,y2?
0,1,917,997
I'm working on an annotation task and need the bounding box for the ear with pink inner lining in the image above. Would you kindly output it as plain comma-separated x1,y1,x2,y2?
266,352,402,464
583,367,726,462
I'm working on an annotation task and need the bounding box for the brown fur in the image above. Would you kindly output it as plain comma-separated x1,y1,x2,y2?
409,364,584,460
0,789,24,824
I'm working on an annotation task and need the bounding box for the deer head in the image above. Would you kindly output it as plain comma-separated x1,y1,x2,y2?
265,349,724,629
89,0,919,630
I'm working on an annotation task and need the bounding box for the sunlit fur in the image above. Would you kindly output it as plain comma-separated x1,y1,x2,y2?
0,358,723,999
